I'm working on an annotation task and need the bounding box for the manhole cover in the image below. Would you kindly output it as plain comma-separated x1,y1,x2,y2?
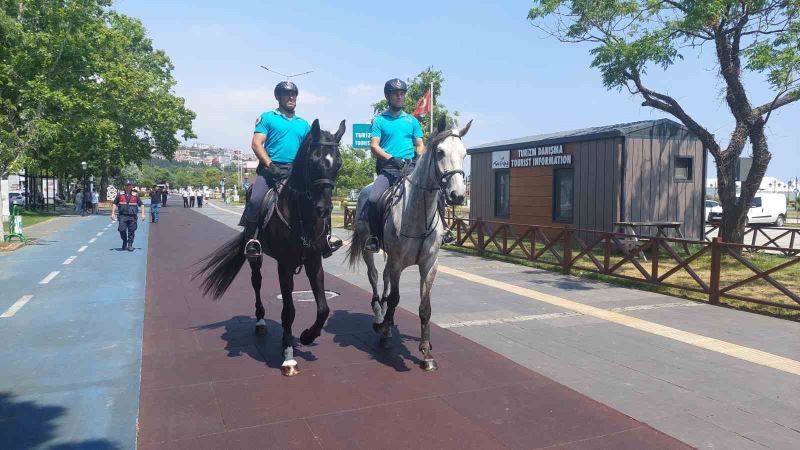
276,290,340,302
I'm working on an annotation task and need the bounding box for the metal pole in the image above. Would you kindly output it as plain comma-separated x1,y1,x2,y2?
430,81,434,135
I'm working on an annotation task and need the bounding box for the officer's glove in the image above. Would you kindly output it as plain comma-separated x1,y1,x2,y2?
266,163,283,180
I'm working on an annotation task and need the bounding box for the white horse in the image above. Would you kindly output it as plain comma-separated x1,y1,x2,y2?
347,117,471,371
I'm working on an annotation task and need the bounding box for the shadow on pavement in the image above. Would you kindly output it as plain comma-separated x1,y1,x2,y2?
0,392,121,450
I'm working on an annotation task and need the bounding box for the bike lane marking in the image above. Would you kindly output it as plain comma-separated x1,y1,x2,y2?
1,295,33,318
39,271,60,284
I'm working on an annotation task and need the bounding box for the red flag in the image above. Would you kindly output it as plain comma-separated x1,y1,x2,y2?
412,89,432,117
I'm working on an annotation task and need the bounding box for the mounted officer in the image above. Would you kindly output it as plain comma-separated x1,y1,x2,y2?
364,78,455,252
244,81,342,259
111,179,145,251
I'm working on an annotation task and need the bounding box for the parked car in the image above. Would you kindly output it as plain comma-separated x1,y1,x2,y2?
707,193,787,226
8,192,25,207
704,200,722,222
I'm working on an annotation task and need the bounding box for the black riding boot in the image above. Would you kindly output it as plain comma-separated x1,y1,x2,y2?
127,239,134,252
364,203,380,253
244,220,262,259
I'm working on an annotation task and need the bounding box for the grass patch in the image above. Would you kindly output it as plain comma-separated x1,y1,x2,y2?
444,236,800,321
3,209,59,229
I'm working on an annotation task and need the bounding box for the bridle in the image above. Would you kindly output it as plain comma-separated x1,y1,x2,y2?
410,131,465,196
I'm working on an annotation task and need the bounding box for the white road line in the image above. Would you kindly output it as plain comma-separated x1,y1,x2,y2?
62,256,77,265
88,238,97,243
438,301,700,329
207,201,243,216
1,295,34,318
96,232,103,237
78,245,88,253
39,271,60,285
438,265,800,376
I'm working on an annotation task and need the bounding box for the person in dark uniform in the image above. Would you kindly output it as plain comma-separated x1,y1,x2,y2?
161,187,168,207
111,180,145,251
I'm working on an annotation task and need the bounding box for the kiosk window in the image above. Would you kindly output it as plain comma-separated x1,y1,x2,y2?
494,170,509,218
675,157,693,181
553,168,574,223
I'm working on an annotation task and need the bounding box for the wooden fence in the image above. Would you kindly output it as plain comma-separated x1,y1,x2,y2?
343,206,800,313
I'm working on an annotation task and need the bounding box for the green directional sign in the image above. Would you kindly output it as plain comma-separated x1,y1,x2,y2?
352,123,371,149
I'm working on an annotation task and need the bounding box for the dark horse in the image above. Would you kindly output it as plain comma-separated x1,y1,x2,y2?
194,119,345,376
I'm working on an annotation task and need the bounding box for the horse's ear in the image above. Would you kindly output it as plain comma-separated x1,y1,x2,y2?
456,119,473,138
311,119,321,138
334,120,346,143
436,116,447,134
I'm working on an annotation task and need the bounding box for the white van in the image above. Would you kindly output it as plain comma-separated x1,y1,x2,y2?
708,193,787,226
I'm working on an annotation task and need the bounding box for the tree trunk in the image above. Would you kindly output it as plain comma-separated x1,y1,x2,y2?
717,153,747,244
100,166,109,202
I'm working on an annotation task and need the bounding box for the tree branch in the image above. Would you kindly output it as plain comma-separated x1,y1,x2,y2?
753,88,800,118
625,69,722,158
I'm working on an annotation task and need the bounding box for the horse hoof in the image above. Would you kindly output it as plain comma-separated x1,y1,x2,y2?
421,359,439,372
281,361,300,377
255,325,266,336
299,329,317,346
379,336,392,349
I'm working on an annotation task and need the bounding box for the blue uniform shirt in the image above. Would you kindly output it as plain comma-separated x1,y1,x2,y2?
254,110,311,164
371,110,423,160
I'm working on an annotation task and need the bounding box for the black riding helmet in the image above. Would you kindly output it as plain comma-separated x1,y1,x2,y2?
274,81,299,97
384,78,407,96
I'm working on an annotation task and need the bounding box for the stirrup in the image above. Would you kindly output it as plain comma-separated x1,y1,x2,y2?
364,235,380,253
244,238,262,259
322,235,343,259
442,229,455,244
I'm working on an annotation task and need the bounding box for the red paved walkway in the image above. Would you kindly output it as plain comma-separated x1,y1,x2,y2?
138,206,691,449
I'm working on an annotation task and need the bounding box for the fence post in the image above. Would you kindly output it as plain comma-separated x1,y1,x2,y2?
562,227,572,275
603,232,611,274
651,236,660,282
709,237,722,305
477,217,485,256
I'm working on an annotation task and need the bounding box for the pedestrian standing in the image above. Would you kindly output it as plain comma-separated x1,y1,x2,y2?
182,188,189,208
197,188,204,208
91,190,99,215
189,188,196,207
149,185,162,223
111,180,145,251
161,187,168,207
75,189,84,214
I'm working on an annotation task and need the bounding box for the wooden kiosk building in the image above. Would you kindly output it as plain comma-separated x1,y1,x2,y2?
467,119,707,239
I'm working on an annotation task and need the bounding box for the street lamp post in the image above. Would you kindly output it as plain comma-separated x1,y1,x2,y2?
80,161,88,216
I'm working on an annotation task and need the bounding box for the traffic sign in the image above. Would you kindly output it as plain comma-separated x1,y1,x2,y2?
352,123,371,149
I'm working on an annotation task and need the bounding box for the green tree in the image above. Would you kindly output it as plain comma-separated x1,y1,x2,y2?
337,146,374,192
0,0,195,222
528,1,800,244
372,67,460,139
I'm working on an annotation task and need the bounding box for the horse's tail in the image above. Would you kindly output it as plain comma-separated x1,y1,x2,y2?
192,231,247,299
346,223,363,269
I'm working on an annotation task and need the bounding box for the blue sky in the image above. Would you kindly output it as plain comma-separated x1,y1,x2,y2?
116,0,799,182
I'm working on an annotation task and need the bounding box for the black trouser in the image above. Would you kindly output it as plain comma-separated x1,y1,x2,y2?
245,163,291,223
118,215,138,244
162,195,167,207
183,197,188,207
197,196,203,207
189,196,195,207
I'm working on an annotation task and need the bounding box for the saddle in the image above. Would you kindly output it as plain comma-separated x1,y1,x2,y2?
237,179,287,230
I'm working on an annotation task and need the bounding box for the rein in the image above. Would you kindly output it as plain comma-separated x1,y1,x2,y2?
273,140,339,271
